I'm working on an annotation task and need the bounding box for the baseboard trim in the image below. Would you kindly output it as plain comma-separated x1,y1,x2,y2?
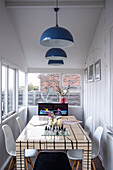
0,155,11,170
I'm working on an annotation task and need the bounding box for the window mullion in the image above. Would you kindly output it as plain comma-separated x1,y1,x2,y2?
60,73,62,88
25,73,28,107
6,67,8,114
13,69,16,112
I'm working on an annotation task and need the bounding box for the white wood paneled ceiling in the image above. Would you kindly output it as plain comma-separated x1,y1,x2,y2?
5,0,105,69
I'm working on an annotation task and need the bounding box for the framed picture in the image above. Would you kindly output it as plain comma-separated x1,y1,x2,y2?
88,64,94,82
84,67,88,82
95,59,101,81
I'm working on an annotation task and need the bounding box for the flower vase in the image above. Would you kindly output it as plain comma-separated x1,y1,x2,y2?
60,97,65,103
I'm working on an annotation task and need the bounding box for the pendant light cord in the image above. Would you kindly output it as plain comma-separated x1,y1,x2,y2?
54,0,59,27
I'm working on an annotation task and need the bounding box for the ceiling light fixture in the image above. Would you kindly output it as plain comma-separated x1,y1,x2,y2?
45,48,67,60
40,0,74,48
48,60,64,66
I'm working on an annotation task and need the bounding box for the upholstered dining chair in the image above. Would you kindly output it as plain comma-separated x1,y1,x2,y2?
2,124,37,170
67,126,103,170
33,151,72,170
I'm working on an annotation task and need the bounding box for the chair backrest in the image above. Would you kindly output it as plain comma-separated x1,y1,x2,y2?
33,151,72,170
92,126,103,157
16,117,25,133
84,116,92,135
2,124,16,156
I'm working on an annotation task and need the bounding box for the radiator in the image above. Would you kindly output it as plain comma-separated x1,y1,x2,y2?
107,132,113,170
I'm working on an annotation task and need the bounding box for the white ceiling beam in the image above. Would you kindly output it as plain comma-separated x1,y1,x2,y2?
5,1,105,8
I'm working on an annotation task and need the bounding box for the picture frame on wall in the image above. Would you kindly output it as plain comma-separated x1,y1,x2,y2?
84,67,88,82
88,64,94,82
95,59,101,81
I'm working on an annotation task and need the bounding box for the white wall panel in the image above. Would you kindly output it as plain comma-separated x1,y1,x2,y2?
84,0,113,168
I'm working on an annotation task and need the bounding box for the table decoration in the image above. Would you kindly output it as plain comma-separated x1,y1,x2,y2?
45,108,62,126
56,85,70,103
42,125,70,136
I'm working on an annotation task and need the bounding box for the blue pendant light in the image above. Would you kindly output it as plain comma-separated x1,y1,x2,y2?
45,48,67,60
40,0,74,48
48,60,64,66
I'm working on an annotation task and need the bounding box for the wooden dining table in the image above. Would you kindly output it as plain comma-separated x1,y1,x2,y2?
16,116,92,170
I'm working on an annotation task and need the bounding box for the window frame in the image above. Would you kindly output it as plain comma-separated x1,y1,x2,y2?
8,67,16,113
18,70,26,109
0,61,26,123
1,64,16,121
61,73,81,87
27,72,82,107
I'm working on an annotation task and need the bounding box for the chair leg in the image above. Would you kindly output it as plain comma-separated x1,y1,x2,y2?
12,158,15,170
25,158,29,170
69,159,71,163
8,157,14,170
29,157,33,168
92,160,96,170
72,160,76,170
76,160,80,170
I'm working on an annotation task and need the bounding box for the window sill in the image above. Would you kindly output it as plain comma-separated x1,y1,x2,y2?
68,105,82,108
1,107,26,124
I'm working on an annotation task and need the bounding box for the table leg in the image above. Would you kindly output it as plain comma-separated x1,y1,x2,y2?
82,149,92,170
16,142,25,169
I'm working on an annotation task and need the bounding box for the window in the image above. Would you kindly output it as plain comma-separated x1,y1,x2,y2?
62,74,81,106
38,73,60,92
18,71,25,108
0,63,26,122
2,65,16,119
8,68,15,112
62,74,80,87
2,66,7,116
28,73,81,106
28,73,60,105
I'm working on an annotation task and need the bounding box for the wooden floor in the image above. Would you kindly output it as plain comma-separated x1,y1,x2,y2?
5,156,104,170
72,157,105,170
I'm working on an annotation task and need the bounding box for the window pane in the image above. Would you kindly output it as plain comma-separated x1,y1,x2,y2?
18,71,25,108
28,73,60,105
2,66,7,116
8,68,15,112
62,74,80,86
38,73,60,91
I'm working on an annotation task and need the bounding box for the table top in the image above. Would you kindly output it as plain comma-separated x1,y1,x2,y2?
16,116,91,150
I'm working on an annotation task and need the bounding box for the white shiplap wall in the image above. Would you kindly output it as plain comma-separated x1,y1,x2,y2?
84,0,113,168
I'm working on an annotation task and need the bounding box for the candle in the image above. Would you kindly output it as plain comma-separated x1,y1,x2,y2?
57,119,61,126
49,119,52,126
53,118,57,125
